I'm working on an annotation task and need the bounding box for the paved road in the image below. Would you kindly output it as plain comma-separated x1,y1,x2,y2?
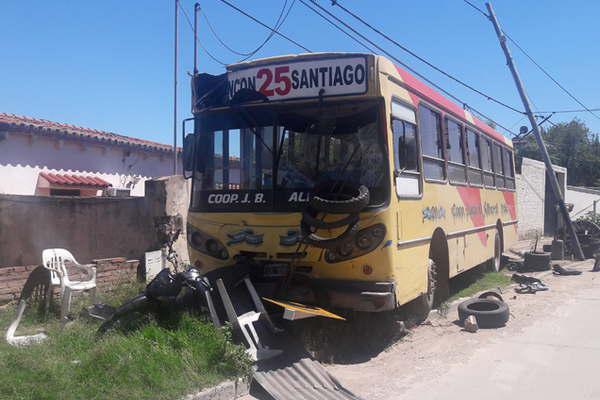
245,259,600,400
400,280,600,400
327,259,600,400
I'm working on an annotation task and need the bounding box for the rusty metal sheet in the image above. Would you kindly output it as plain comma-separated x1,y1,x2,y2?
253,358,363,400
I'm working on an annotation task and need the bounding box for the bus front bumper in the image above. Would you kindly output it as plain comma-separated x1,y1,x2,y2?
309,279,396,312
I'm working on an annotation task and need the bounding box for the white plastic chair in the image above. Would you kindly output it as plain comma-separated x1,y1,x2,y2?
42,248,97,320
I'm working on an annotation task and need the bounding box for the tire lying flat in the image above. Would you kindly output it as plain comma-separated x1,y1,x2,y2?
457,298,509,328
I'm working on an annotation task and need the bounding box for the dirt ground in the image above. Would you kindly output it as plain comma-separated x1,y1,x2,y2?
324,257,600,400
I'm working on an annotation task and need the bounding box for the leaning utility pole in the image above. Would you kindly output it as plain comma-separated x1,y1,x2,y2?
486,2,584,260
172,0,179,175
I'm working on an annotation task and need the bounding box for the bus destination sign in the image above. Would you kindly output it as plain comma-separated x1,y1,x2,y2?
227,56,368,101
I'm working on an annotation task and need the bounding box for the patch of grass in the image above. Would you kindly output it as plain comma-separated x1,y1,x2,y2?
447,265,512,303
0,282,251,400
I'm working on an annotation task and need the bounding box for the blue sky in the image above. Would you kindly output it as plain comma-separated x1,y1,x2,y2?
2,0,599,145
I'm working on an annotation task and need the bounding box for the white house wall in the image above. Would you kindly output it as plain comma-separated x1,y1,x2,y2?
0,132,179,196
566,186,600,219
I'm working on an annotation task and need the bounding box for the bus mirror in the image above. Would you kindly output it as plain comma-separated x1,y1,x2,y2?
182,134,196,179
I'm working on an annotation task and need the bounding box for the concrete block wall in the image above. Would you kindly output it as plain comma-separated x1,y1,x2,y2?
515,157,566,239
0,175,190,303
516,158,546,239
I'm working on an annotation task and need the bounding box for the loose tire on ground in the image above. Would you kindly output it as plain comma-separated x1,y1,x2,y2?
524,251,551,271
457,298,509,328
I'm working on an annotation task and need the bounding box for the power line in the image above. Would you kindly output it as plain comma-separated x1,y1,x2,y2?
300,0,376,53
215,0,311,53
178,4,229,66
534,107,600,114
505,33,600,122
330,0,524,115
461,0,600,122
201,0,296,61
462,0,488,18
300,0,518,136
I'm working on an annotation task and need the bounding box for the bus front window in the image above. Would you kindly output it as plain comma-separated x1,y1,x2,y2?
192,101,387,211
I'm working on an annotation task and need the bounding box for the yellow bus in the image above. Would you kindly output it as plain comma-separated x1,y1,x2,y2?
183,53,518,317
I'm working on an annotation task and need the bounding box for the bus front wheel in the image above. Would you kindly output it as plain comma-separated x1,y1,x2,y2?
407,258,437,324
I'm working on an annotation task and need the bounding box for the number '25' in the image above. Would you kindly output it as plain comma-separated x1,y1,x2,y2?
257,66,291,96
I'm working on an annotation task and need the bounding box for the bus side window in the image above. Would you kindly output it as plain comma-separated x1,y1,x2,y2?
481,138,494,187
418,104,446,181
446,118,467,184
466,129,483,186
392,101,420,197
503,147,515,189
492,142,505,188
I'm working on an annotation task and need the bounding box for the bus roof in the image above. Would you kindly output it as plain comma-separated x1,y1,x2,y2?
225,52,512,147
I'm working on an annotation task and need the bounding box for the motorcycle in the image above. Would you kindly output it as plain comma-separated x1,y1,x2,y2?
97,267,212,334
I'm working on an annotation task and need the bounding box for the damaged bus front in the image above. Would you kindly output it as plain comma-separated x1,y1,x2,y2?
183,54,397,313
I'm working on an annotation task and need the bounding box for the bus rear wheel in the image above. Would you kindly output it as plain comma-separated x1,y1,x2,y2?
488,229,502,272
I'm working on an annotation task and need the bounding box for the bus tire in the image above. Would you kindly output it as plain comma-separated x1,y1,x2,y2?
407,259,437,324
310,184,370,214
488,229,502,272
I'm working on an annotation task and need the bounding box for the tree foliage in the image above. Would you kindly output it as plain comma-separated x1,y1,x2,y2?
515,119,600,187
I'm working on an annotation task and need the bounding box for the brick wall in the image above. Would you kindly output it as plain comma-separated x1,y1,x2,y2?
0,258,139,304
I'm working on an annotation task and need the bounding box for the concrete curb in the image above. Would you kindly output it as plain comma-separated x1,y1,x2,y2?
183,378,250,400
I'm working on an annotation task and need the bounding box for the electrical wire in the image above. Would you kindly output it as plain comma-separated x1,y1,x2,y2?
330,0,524,115
461,0,600,122
178,4,229,66
463,0,488,18
301,0,376,53
299,0,518,136
215,0,311,53
505,33,600,122
534,107,600,114
201,0,296,62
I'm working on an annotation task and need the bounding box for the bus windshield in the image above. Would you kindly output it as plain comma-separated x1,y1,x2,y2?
191,100,387,212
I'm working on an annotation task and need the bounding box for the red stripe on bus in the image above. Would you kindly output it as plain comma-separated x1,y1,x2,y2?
394,65,509,146
456,186,487,245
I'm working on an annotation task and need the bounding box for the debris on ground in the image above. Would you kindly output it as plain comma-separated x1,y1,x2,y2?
592,254,600,272
512,274,549,294
463,315,478,333
478,290,504,303
552,264,582,276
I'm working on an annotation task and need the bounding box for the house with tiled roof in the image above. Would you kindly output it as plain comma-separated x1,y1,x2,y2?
0,113,181,196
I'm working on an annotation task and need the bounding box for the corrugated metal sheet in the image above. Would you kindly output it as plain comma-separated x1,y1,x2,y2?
253,358,363,400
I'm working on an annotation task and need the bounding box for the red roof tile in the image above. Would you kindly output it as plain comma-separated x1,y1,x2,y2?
0,113,180,153
39,172,112,188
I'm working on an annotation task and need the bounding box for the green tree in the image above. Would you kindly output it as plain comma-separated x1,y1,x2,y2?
515,119,599,186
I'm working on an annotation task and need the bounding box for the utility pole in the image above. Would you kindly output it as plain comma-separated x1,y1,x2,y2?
193,3,200,75
172,0,179,175
486,2,584,260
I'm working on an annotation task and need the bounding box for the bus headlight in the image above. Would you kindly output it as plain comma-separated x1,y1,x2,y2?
187,224,229,260
324,224,386,263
